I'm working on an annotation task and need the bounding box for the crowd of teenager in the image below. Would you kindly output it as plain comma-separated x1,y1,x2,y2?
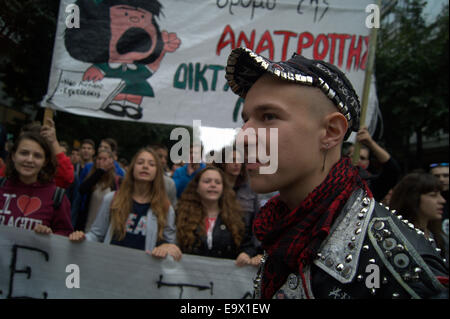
0,118,448,267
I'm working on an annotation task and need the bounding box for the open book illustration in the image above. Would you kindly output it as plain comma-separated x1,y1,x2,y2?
46,69,125,112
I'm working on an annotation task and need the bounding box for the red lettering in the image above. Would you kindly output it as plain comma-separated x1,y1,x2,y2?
237,30,256,50
216,27,367,73
255,30,275,60
328,33,340,65
313,34,329,61
346,35,362,70
360,36,370,70
297,32,314,55
216,25,235,56
336,34,351,68
274,30,297,61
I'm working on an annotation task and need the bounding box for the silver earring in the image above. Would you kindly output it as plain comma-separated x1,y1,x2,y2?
322,144,329,171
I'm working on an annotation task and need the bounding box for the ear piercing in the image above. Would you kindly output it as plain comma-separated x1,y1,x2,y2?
322,144,329,171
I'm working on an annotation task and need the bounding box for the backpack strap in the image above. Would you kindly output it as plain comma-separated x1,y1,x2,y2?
52,187,65,210
0,177,6,188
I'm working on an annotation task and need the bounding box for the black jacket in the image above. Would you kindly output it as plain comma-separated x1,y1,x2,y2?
256,189,449,299
189,214,257,259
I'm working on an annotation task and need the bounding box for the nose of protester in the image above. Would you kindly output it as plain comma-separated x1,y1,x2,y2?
97,156,114,171
198,176,223,201
435,193,446,218
205,182,219,196
226,162,242,176
134,160,156,182
236,127,258,166
438,174,449,191
420,191,446,221
13,140,46,183
438,192,446,207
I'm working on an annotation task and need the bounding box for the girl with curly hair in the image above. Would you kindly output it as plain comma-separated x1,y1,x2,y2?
176,166,256,266
70,147,181,260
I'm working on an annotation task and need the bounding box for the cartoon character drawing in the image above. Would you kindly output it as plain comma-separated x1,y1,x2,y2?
65,0,180,119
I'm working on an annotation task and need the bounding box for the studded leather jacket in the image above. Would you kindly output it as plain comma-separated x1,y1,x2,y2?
254,189,449,299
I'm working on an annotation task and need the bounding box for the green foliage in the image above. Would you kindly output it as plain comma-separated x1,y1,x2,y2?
376,0,449,167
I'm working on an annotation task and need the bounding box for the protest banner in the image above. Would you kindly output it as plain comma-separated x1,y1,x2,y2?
0,226,256,299
42,0,378,134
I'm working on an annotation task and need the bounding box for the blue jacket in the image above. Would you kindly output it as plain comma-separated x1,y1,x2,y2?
80,161,125,182
172,163,206,198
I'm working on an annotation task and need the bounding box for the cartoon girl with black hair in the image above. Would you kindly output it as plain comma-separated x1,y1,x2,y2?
65,0,180,119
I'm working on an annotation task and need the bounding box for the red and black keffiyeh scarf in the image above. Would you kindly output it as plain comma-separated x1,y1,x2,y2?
253,157,373,299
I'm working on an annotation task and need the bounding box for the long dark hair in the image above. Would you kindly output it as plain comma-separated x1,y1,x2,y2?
5,132,57,184
390,172,445,255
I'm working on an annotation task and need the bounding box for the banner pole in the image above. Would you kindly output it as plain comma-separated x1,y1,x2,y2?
43,107,54,125
352,0,381,165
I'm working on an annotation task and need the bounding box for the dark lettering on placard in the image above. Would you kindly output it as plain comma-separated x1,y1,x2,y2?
297,0,329,23
216,0,277,20
156,274,214,299
8,245,49,299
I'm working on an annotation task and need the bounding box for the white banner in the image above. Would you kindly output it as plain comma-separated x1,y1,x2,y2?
41,0,377,130
0,226,256,299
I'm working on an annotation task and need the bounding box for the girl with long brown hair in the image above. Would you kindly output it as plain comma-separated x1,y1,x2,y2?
69,147,181,260
176,166,255,265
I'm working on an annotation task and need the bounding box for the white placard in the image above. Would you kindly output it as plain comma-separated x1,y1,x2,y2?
0,226,256,299
42,0,377,130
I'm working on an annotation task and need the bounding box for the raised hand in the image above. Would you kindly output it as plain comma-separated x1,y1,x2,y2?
162,31,181,53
